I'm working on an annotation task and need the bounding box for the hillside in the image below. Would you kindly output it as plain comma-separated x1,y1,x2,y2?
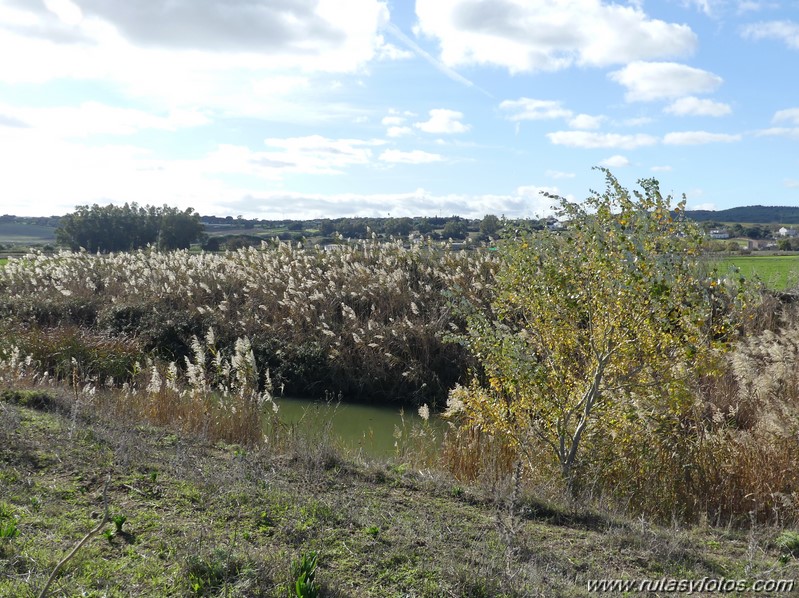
685,205,799,224
0,222,57,244
2,388,798,596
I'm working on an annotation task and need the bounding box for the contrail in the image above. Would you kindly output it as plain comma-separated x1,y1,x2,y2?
384,22,494,99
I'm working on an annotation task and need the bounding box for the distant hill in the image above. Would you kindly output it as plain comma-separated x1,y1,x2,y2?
685,205,799,224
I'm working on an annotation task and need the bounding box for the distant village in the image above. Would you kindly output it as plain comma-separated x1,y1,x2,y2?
3,206,799,254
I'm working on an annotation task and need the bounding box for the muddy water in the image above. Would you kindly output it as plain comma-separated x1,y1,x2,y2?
267,397,443,459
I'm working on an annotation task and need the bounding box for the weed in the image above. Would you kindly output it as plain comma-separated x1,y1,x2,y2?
0,389,56,410
256,511,273,531
30,496,42,512
777,530,799,558
291,550,319,598
186,549,239,596
0,519,19,539
0,502,13,519
112,514,127,534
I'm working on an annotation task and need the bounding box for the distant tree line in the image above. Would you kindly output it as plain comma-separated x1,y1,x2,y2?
0,214,61,227
56,203,205,252
686,205,799,224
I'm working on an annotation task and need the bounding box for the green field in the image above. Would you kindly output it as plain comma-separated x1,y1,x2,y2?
0,258,7,267
0,222,56,244
714,255,799,290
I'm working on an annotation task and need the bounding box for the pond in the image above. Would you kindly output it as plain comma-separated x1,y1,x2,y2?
266,396,444,460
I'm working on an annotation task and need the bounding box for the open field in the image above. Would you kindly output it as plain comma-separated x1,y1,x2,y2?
714,254,799,290
0,222,56,244
1,388,797,597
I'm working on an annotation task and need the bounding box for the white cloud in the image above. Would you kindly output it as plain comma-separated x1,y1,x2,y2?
384,22,493,96
0,102,208,138
0,113,28,128
258,135,385,174
376,41,414,60
546,170,576,179
33,0,391,60
44,0,83,26
546,131,658,149
623,116,654,126
774,108,799,125
0,128,235,216
662,131,742,144
756,127,799,139
689,202,716,211
0,129,393,217
0,0,391,122
250,76,310,97
665,96,732,116
568,113,606,129
415,0,696,74
382,111,415,137
609,61,723,101
0,124,562,219
500,98,572,121
736,1,776,14
742,20,799,49
190,136,387,182
222,186,563,219
514,185,571,214
414,109,470,134
784,179,799,189
651,165,673,172
681,0,717,16
386,126,413,138
598,155,630,167
379,149,443,164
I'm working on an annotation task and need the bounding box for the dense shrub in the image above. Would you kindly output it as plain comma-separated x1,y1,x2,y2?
0,243,494,405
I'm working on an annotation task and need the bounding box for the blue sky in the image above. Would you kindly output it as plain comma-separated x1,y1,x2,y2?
1,0,798,219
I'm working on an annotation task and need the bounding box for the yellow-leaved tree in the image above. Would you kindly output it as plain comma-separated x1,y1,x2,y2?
450,170,749,494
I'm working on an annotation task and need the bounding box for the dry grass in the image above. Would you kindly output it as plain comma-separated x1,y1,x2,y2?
0,242,496,404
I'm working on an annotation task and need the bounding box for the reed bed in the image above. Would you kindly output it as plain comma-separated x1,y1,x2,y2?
0,239,496,405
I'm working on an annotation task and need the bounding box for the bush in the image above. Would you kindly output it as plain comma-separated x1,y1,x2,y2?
448,170,756,516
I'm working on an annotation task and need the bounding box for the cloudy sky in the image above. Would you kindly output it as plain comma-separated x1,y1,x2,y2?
1,0,798,218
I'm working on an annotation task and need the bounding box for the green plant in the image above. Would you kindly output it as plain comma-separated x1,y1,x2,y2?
365,525,380,537
0,519,18,539
452,169,751,495
112,514,127,534
256,511,273,531
291,551,319,598
185,547,245,597
776,531,799,558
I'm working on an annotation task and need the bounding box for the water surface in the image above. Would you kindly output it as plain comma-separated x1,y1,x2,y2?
268,396,441,459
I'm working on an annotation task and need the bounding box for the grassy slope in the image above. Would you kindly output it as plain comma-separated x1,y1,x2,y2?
1,390,797,597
